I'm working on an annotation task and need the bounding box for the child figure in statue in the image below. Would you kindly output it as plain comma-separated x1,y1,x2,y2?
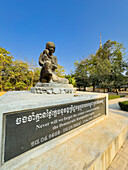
39,42,68,84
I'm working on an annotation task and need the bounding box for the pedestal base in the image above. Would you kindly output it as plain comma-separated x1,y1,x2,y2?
0,91,109,170
31,82,76,94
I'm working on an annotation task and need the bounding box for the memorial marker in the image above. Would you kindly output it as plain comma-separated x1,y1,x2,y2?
3,97,106,162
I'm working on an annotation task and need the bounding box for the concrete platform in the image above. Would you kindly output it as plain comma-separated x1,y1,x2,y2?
1,92,128,170
0,91,108,170
13,97,128,170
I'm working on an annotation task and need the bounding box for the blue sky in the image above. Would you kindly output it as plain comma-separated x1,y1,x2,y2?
0,0,128,74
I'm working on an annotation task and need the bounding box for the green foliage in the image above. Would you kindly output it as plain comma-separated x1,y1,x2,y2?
0,47,40,91
74,39,128,92
65,75,76,87
100,40,127,89
15,82,26,90
88,54,111,91
74,59,90,90
0,47,14,91
10,60,30,88
26,59,39,87
33,67,40,86
4,81,13,90
119,101,128,111
55,64,66,78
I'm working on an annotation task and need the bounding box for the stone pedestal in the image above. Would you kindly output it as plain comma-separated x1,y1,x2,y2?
31,82,76,94
0,91,109,170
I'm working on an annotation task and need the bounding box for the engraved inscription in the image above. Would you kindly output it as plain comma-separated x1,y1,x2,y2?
4,97,106,162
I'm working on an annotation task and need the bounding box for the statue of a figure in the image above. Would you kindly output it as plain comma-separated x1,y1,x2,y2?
39,42,68,84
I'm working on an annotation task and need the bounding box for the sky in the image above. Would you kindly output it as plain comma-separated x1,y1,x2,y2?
0,0,128,74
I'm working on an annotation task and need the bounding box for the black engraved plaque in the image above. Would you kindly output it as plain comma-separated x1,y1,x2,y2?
3,97,106,162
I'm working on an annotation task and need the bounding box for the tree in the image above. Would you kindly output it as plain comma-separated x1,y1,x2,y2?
74,39,127,92
4,81,13,90
26,59,38,87
8,60,31,90
88,54,111,92
100,40,127,91
0,47,14,91
33,67,40,86
15,82,26,90
87,40,127,92
55,64,66,78
65,75,76,87
0,46,41,91
74,59,90,91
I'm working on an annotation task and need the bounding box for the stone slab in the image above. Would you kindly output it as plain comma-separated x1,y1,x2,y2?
31,87,75,94
35,82,74,88
12,97,128,170
0,91,108,113
31,82,75,94
4,97,106,162
0,91,108,169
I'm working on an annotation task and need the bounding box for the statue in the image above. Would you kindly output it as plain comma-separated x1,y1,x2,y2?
31,42,75,94
39,42,68,84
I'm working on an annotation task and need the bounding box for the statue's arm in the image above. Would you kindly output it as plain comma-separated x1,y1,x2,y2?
52,56,57,69
39,52,44,66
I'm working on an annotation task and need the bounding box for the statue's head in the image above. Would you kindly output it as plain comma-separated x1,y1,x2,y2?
46,42,55,54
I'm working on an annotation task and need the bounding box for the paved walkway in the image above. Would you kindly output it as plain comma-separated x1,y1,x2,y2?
108,97,128,170
108,139,128,170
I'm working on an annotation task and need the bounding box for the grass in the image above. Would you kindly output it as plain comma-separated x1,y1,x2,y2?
0,92,6,96
119,101,128,111
108,94,125,100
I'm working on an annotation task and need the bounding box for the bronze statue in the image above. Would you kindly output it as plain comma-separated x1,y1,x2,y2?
31,42,74,94
39,42,68,84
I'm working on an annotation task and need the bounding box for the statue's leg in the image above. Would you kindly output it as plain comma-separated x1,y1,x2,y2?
44,61,52,74
40,68,47,83
46,74,52,83
52,73,59,82
44,61,53,83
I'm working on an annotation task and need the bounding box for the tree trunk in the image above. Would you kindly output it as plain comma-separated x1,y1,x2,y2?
84,86,86,91
104,88,105,93
93,85,95,92
116,89,119,95
107,88,109,92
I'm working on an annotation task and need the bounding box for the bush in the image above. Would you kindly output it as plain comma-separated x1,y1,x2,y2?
119,101,128,111
120,95,125,98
